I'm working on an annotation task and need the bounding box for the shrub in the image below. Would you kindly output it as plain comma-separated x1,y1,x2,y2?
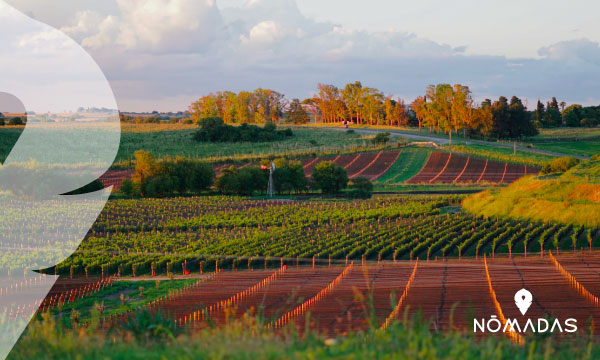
8,117,24,125
372,132,390,144
311,161,348,194
0,117,4,126
592,155,600,161
348,177,374,199
193,118,293,143
120,179,136,197
216,166,268,196
131,151,214,197
541,157,581,174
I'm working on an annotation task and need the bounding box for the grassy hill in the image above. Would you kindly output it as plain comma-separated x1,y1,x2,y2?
463,160,600,227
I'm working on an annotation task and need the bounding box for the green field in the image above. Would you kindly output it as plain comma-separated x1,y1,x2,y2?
529,141,600,158
115,125,397,166
375,147,431,185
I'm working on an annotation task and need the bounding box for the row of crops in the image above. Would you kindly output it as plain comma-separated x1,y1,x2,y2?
51,196,600,276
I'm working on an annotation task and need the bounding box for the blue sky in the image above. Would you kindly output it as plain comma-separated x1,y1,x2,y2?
5,0,600,111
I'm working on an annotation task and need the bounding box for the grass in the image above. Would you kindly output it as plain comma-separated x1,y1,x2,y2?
528,141,600,158
463,160,600,227
375,147,432,185
114,125,396,166
449,144,554,166
9,309,600,359
531,127,600,142
44,279,198,323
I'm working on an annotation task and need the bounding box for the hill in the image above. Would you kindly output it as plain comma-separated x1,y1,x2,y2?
463,160,600,227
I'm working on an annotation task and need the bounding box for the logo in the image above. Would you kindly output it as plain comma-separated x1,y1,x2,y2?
514,288,532,315
474,289,577,334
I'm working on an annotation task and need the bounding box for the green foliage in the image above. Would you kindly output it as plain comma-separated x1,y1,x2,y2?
286,98,310,124
311,161,348,194
216,166,268,195
0,117,4,126
131,150,214,197
193,118,293,143
13,304,600,359
7,117,24,126
372,132,390,144
270,158,307,194
348,177,374,199
121,309,180,343
120,179,137,197
541,157,581,174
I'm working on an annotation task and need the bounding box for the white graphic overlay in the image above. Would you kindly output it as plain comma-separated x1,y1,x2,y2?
0,1,120,358
514,288,533,316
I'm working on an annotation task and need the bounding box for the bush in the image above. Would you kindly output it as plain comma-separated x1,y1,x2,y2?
120,179,137,197
193,118,293,143
541,157,581,174
269,158,307,194
372,132,390,144
216,166,268,196
8,117,24,125
0,117,5,126
348,177,373,199
591,155,600,161
131,151,214,197
311,161,348,194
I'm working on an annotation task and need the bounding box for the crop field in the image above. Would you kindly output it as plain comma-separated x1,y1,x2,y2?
100,149,536,190
406,152,539,185
58,251,600,339
47,196,600,279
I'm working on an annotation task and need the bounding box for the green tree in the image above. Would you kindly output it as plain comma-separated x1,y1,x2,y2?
563,104,582,127
311,161,348,194
348,177,373,199
286,99,309,124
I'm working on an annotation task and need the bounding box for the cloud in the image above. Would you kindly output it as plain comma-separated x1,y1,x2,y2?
5,0,600,111
538,38,600,66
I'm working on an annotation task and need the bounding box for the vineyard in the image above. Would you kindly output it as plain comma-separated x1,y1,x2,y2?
47,196,600,278
28,251,600,340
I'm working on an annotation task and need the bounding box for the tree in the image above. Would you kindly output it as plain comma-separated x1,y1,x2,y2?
411,96,427,131
271,158,307,194
348,177,373,199
451,84,474,138
133,150,159,187
535,100,545,128
342,81,363,124
311,161,348,194
563,104,582,127
286,99,309,124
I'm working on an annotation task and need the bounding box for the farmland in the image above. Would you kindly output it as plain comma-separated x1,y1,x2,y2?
46,195,600,278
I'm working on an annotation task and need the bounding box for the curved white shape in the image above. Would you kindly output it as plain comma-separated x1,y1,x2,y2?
0,2,120,358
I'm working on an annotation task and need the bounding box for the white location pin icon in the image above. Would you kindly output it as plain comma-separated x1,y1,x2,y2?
514,288,533,316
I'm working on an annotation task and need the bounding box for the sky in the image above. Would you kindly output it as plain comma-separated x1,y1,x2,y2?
4,0,600,112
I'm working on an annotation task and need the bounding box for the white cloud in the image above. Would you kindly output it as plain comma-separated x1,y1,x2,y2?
5,0,600,110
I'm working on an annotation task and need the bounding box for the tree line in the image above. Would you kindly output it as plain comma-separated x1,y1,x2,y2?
187,82,598,140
